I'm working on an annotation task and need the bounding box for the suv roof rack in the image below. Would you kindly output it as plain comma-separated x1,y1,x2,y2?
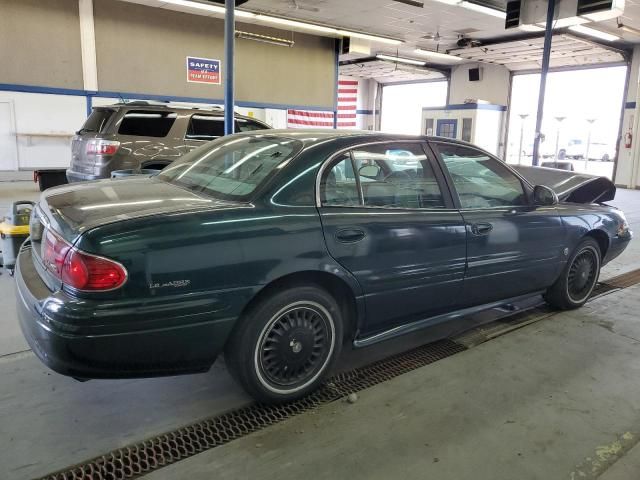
110,100,225,111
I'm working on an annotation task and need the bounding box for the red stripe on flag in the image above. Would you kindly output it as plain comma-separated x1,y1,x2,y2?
337,113,356,119
288,109,334,118
338,88,357,94
338,105,358,110
338,80,358,86
337,122,357,127
288,118,335,126
338,97,357,103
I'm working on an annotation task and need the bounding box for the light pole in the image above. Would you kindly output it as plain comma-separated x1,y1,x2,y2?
518,114,529,165
554,116,566,162
584,118,596,172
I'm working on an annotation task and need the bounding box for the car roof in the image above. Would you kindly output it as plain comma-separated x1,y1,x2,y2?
236,128,479,149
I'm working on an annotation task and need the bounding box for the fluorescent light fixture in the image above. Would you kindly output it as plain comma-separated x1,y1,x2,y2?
537,16,588,28
518,24,544,32
376,54,426,66
568,24,620,41
236,30,294,47
459,1,506,18
414,48,464,62
163,0,401,45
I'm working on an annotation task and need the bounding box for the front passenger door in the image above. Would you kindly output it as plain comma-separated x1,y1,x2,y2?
432,142,565,306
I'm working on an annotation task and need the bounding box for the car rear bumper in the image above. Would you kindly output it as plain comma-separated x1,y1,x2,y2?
15,243,237,379
66,169,105,183
604,231,632,265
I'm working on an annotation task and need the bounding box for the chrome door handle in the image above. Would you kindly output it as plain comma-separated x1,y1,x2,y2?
471,223,493,236
335,228,366,243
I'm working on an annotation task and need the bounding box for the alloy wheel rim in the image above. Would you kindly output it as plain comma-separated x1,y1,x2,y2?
567,248,598,302
258,304,333,390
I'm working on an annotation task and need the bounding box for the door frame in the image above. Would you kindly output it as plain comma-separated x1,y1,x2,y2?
0,100,19,171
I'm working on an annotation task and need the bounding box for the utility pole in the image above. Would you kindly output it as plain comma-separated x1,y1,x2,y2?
518,113,529,165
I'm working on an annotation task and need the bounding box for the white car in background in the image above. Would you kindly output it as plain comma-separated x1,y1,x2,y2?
567,140,615,162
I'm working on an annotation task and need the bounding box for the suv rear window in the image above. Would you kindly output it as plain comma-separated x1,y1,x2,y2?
79,109,114,134
118,110,177,137
237,118,268,132
186,115,225,140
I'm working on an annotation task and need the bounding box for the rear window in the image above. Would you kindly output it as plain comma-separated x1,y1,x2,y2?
118,110,177,137
237,118,269,132
79,109,114,134
186,115,225,140
157,135,302,201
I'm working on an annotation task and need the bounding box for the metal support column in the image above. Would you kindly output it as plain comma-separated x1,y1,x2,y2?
531,0,556,166
224,0,235,135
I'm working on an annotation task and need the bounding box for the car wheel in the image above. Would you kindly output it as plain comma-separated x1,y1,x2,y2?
544,238,601,310
602,154,610,162
225,285,343,404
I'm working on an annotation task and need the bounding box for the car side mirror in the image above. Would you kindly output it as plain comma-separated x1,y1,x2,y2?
533,185,558,206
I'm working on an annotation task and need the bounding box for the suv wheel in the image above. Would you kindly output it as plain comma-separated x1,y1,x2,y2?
225,285,343,403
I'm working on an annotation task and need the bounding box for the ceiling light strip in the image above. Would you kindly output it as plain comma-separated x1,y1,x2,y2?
376,54,426,66
568,24,620,41
414,48,464,62
161,0,403,44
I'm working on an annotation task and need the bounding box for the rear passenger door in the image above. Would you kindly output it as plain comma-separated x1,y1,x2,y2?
431,141,565,306
318,142,467,335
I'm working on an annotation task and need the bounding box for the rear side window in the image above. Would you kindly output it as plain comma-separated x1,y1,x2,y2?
237,118,268,132
79,109,114,134
186,115,225,140
118,110,177,137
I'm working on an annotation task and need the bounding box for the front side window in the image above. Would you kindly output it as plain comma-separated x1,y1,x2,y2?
436,144,527,209
320,143,446,209
186,115,225,140
118,110,177,137
158,136,302,200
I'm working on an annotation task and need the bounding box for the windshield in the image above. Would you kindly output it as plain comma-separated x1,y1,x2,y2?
157,135,303,200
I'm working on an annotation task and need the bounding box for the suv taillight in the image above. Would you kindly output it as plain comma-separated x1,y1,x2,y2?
43,230,127,291
86,139,120,156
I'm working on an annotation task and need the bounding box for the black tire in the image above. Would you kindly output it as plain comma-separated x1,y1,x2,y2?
544,237,601,310
225,285,343,404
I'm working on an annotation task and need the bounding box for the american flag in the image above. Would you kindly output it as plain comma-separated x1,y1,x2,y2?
287,79,358,129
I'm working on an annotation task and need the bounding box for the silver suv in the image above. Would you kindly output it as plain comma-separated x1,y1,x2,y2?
67,101,271,182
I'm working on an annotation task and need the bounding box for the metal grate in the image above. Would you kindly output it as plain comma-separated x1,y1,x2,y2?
39,339,465,480
600,269,640,290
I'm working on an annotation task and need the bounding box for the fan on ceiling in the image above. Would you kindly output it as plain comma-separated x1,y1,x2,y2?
288,0,320,12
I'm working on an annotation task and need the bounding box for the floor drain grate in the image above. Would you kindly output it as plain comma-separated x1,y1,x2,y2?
600,268,640,289
39,339,465,480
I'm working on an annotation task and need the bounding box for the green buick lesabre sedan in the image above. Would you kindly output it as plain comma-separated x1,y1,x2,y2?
16,130,631,403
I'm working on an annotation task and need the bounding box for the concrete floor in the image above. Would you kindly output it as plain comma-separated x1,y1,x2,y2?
1,178,640,479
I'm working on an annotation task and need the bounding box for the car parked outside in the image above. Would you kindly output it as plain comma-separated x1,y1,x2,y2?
17,131,631,403
67,101,271,183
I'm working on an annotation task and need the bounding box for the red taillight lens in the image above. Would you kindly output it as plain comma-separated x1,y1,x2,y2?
43,230,71,277
62,249,127,291
42,229,127,291
86,140,120,156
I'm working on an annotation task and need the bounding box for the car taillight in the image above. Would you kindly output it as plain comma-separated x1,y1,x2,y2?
42,229,127,291
86,139,120,156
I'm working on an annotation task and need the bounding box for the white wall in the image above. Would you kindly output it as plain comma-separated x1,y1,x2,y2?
0,92,85,170
449,64,511,106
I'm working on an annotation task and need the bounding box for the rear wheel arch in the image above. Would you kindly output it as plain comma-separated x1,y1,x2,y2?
237,270,360,344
